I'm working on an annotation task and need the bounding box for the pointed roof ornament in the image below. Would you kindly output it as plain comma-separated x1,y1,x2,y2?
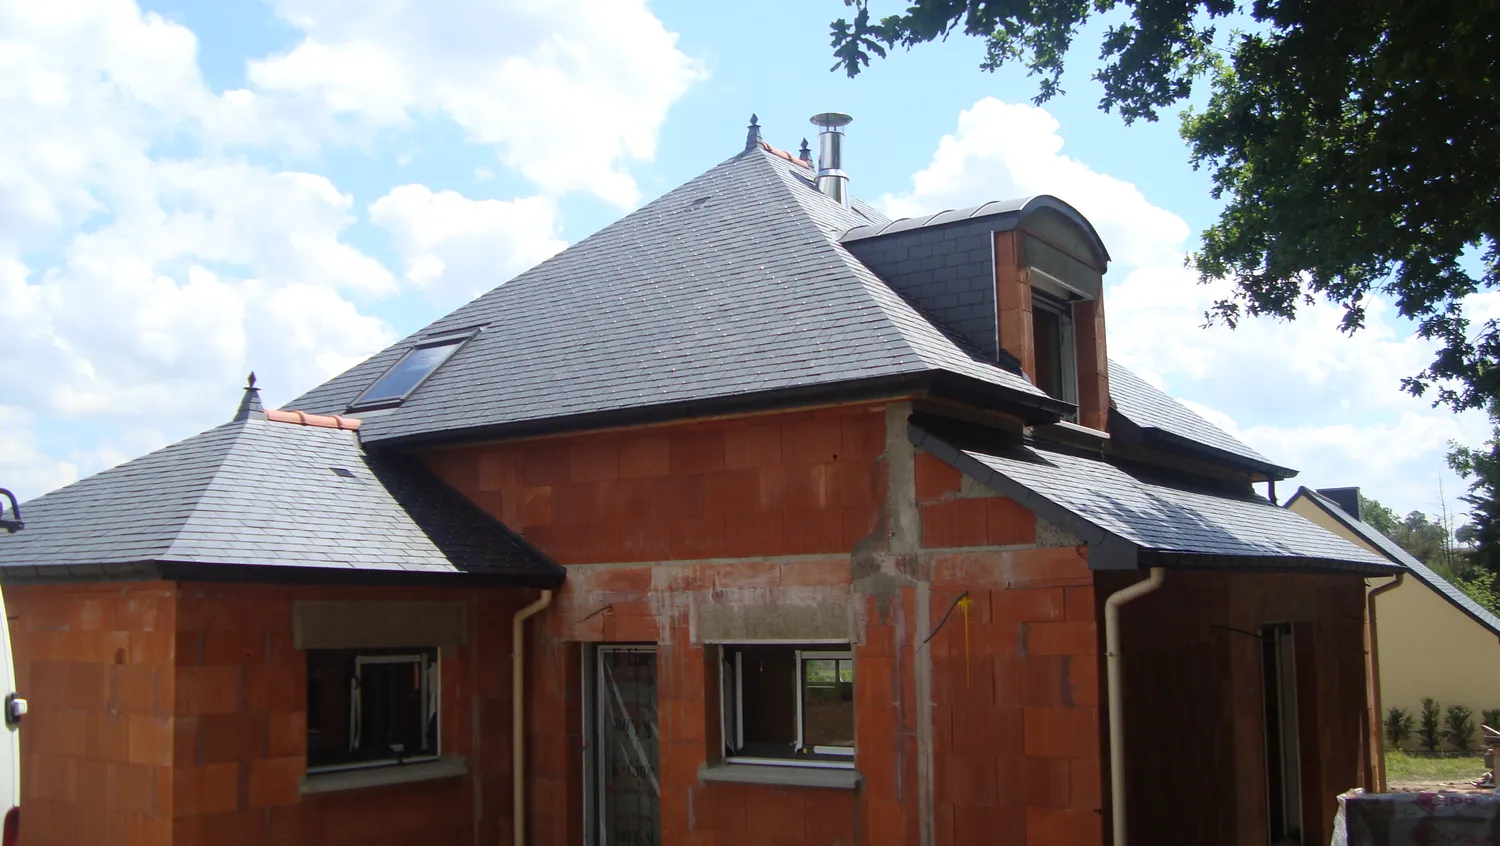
234,371,266,422
744,114,762,152
798,138,812,163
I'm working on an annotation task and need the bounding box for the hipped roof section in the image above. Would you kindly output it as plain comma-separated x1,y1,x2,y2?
911,422,1393,575
0,416,564,587
287,146,1067,447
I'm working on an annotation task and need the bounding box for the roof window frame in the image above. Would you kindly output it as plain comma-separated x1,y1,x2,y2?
347,329,479,412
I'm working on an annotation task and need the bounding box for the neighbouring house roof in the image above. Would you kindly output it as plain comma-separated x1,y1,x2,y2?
912,422,1394,574
287,144,1068,447
0,408,564,587
1288,487,1500,636
1107,362,1293,479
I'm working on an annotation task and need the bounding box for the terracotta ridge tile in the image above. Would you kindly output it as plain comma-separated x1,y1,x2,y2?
265,408,362,430
760,140,812,169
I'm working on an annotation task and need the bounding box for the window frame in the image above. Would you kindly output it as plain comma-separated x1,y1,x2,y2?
347,330,477,411
305,647,441,776
719,643,856,770
1030,291,1078,407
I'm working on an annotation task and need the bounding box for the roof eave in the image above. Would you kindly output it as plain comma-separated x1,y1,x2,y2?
358,370,1070,453
0,559,566,588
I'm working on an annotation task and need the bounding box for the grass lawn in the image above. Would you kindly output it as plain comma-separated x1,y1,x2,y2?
1386,750,1488,783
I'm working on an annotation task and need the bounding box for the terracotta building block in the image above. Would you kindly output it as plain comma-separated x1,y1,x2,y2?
127,714,173,767
865,799,908,846
175,666,242,716
986,497,1038,546
1008,547,1092,587
126,814,172,846
670,430,726,475
520,485,553,527
618,434,671,479
1023,706,1101,759
476,448,518,492
620,520,674,561
914,452,963,501
826,459,880,508
198,714,264,764
248,756,301,808
114,597,161,633
955,802,1026,846
782,418,842,466
1027,622,1098,656
744,786,807,840
519,442,570,487
842,505,882,549
52,708,89,758
201,631,266,666
244,663,299,713
669,516,725,560
656,474,707,519
1064,586,1096,621
570,439,619,483
265,712,304,760
723,422,782,469
943,755,998,807
947,705,1024,759
1070,757,1103,811
1026,806,1102,846
129,630,175,666
778,558,850,587
88,711,131,763
1023,757,1072,808
704,468,762,516
175,632,205,667
921,499,989,548
782,507,845,555
760,463,827,511
840,411,886,460
993,588,1065,623
1066,655,1099,708
105,761,155,814
585,566,653,595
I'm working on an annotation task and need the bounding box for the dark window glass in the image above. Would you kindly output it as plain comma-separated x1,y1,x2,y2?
1033,303,1064,400
353,339,465,407
307,648,438,771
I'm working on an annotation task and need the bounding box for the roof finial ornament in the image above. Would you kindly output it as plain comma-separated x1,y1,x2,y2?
744,113,762,153
798,138,812,162
234,371,266,422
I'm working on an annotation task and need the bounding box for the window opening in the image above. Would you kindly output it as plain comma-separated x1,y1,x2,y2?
307,647,439,772
1031,293,1077,406
350,334,470,409
719,644,854,768
1261,624,1303,844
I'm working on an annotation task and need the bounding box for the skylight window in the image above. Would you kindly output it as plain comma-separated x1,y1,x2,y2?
350,334,470,409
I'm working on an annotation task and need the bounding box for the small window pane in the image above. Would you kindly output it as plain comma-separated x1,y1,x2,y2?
354,340,464,406
802,657,854,752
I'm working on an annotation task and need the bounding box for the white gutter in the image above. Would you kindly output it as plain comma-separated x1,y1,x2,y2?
512,590,553,846
1104,567,1165,846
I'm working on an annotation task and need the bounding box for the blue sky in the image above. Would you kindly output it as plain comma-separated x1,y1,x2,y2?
0,0,1485,525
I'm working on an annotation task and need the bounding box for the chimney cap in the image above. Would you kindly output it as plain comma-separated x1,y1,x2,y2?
810,112,853,129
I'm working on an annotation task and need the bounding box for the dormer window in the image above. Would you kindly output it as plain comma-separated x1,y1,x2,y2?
1032,293,1076,404
350,332,473,410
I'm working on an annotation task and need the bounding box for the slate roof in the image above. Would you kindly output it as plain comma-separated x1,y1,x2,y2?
1108,362,1292,478
839,194,1110,266
1290,488,1500,635
911,422,1393,574
288,146,1060,447
0,416,563,586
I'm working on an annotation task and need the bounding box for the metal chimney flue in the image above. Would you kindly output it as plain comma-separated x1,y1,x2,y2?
810,112,852,207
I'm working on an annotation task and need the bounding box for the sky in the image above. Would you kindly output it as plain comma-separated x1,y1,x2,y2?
0,0,1486,526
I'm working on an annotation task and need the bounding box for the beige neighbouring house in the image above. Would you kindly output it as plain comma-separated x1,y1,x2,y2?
1287,487,1500,755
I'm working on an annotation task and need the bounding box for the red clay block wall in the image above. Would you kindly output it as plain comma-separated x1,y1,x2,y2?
916,451,1105,846
422,406,887,566
7,582,178,846
168,582,528,846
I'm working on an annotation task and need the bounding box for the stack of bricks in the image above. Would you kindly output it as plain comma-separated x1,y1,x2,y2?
8,582,177,845
915,452,1106,845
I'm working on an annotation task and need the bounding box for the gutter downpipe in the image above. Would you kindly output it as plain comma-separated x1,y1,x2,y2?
513,589,554,846
1105,567,1165,846
1366,574,1403,793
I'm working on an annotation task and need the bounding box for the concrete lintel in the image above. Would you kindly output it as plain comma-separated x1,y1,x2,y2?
697,762,860,790
300,756,467,795
293,600,467,650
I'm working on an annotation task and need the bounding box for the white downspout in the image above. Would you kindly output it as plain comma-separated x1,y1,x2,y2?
1105,567,1165,846
513,590,553,846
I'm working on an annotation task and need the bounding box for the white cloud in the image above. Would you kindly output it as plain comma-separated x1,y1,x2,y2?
249,0,707,206
882,98,1191,268
0,407,79,504
893,97,1484,520
370,185,567,302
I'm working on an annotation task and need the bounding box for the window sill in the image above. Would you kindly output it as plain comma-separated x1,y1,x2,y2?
697,762,861,790
300,756,467,796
